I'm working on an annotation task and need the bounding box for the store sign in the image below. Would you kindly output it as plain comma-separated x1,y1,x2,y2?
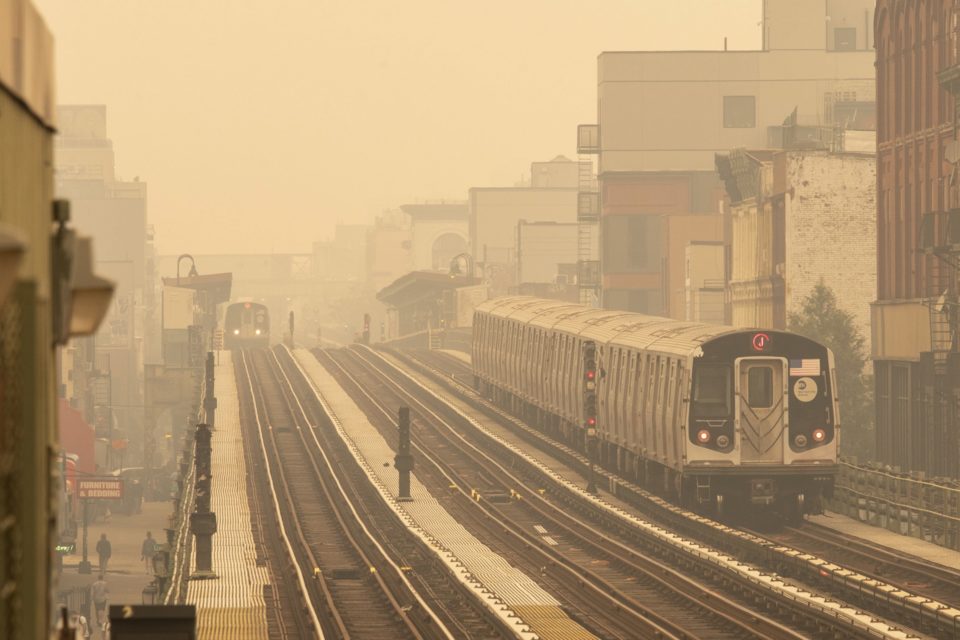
78,478,123,500
56,542,76,554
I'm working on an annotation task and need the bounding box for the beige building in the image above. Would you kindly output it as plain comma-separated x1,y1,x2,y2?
586,0,876,316
400,202,469,272
56,106,149,459
716,147,876,347
470,156,580,293
684,241,725,324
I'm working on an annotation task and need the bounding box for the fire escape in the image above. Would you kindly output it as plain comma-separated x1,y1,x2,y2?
919,209,960,477
577,124,600,307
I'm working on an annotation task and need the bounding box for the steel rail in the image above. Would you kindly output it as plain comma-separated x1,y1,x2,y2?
326,347,809,640
373,346,935,640
268,347,456,640
238,351,326,637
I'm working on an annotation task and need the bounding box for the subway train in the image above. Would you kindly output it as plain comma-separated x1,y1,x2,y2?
472,296,839,522
223,301,270,349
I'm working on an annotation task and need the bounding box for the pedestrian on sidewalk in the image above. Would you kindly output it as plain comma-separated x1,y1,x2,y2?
141,531,156,573
90,574,108,629
95,533,111,573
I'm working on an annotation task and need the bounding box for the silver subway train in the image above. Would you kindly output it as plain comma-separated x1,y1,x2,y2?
472,296,839,522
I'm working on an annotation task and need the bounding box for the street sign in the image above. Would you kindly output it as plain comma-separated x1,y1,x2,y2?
78,477,123,500
213,328,224,350
111,438,128,450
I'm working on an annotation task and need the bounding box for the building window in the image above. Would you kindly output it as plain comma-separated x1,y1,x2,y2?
834,27,857,51
747,366,774,408
723,96,756,128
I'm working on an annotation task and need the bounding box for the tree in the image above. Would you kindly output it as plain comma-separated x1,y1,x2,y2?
788,281,875,460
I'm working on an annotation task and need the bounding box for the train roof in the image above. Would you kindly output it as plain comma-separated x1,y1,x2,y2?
475,296,747,357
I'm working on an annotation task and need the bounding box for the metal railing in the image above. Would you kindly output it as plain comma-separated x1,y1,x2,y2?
829,458,960,550
162,357,213,603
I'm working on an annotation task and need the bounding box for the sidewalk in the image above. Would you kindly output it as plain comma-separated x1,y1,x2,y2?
58,500,173,638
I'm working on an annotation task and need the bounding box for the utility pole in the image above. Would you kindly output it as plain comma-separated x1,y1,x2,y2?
78,499,91,574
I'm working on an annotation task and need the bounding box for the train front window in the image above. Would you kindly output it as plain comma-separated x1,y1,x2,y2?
747,366,773,408
692,365,730,418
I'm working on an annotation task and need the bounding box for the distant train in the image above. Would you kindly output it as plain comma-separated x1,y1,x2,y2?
472,296,839,523
224,301,270,349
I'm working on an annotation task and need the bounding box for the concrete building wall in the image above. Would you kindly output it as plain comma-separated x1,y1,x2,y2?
598,50,875,174
785,151,876,352
684,242,725,323
530,155,581,188
517,221,578,284
469,187,577,264
0,3,58,634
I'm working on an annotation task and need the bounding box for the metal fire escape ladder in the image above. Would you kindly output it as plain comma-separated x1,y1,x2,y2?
577,124,600,307
921,210,960,374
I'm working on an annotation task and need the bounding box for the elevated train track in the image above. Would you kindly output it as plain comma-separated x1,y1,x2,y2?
392,346,959,639
237,348,505,639
320,346,807,640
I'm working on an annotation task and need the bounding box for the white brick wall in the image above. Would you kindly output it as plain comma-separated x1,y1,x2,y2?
785,151,876,354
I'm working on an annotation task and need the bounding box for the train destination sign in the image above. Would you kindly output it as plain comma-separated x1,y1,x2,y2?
78,478,123,500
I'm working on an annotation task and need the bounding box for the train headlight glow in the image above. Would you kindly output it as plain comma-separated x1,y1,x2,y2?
255,329,261,335
716,434,730,448
696,429,711,444
233,329,240,335
812,428,826,443
794,434,808,447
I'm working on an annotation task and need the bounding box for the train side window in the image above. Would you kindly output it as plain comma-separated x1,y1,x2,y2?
692,365,731,418
747,366,774,408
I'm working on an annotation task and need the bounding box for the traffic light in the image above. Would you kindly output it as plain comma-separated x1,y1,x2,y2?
582,341,598,430
583,341,597,390
584,391,597,429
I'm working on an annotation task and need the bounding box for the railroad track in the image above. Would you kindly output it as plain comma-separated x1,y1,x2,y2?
763,521,960,610
324,351,906,637
253,347,522,639
376,345,947,639
321,347,808,640
240,349,468,639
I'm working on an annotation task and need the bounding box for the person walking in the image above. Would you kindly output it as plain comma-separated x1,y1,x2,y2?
141,531,156,573
95,533,111,574
90,574,108,629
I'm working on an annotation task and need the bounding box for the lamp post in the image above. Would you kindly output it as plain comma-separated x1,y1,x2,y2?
176,254,198,285
448,252,474,278
0,225,26,309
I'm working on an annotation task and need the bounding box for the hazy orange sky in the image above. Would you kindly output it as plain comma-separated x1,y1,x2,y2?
35,0,761,254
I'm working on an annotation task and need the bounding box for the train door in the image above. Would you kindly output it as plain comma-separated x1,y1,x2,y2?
735,358,788,464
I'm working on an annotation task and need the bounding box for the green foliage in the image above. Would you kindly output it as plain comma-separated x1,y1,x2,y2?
788,280,875,459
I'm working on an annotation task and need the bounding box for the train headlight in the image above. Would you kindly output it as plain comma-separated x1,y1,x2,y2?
696,429,711,444
255,329,261,335
716,434,730,448
812,428,826,443
233,329,240,335
794,434,808,447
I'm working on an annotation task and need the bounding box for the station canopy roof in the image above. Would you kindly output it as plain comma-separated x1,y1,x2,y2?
161,272,233,306
376,270,480,307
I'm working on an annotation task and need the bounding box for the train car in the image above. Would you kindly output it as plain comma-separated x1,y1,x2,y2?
223,301,270,349
472,296,839,522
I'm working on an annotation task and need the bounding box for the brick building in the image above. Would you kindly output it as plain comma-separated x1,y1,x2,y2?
716,147,876,345
874,0,960,477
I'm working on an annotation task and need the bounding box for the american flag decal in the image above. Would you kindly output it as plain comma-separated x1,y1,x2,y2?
789,359,821,376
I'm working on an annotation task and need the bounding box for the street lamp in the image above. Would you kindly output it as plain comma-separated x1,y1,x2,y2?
68,237,114,337
176,254,198,285
0,225,26,309
448,252,474,278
